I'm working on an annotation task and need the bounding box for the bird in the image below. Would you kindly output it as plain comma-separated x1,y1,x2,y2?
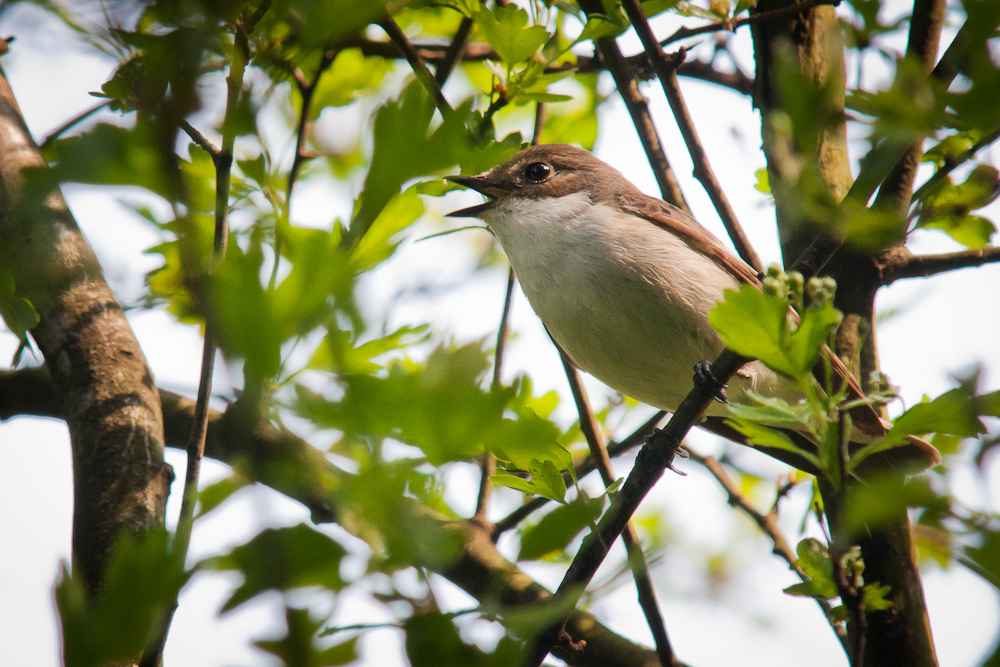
446,143,939,473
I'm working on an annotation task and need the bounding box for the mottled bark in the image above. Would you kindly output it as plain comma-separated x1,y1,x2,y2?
750,4,938,665
0,67,170,596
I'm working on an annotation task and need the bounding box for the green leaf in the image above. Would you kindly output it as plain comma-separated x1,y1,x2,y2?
753,167,771,194
267,0,387,51
519,495,603,560
437,0,481,18
350,186,425,272
404,613,516,667
474,6,549,66
576,13,628,43
491,458,569,503
853,385,991,467
727,418,822,470
351,85,492,240
297,342,509,465
203,524,347,611
0,268,39,344
917,165,1000,248
863,582,893,611
783,538,837,600
309,324,429,375
709,285,842,379
57,529,188,667
310,48,390,117
42,122,170,196
257,606,358,667
196,473,249,518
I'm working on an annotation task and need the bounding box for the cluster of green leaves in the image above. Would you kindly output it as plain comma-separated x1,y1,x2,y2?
710,267,1000,480
782,538,892,623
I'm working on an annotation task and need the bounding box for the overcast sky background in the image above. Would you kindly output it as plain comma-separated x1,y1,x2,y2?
0,1,998,666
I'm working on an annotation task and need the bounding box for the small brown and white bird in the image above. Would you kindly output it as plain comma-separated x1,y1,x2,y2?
448,143,939,472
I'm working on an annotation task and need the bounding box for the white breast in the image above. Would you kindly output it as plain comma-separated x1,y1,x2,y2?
486,193,785,414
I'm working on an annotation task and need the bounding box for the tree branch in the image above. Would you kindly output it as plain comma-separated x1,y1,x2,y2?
879,245,1000,285
872,0,947,216
40,99,110,150
578,0,690,210
910,124,1000,206
686,450,846,646
434,17,474,87
620,0,763,272
0,64,170,598
560,353,679,667
333,36,755,95
491,410,666,538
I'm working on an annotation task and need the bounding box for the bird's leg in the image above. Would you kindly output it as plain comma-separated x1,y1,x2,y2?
693,359,728,403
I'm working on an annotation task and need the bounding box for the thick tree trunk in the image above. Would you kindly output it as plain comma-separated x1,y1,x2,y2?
750,4,938,666
0,66,171,596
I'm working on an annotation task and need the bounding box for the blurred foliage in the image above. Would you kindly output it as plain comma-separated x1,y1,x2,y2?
1,0,996,664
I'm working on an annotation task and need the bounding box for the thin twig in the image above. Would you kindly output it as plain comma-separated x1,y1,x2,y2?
880,245,1000,285
531,102,547,146
660,0,838,47
379,15,452,114
578,0,690,210
434,17,474,87
179,118,221,158
474,267,516,524
620,0,763,272
139,6,257,665
40,100,111,150
559,352,677,667
686,449,847,645
872,0,947,216
271,49,336,290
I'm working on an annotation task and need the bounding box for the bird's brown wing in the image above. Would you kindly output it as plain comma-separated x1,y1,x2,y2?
616,191,940,468
616,192,762,286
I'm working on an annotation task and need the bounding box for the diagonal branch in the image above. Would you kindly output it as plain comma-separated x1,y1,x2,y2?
379,14,452,114
620,0,763,272
559,353,679,667
335,35,755,94
579,0,689,210
434,17,474,87
491,410,666,537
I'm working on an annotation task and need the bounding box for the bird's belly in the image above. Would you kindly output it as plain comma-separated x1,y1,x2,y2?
529,266,724,412
493,203,740,412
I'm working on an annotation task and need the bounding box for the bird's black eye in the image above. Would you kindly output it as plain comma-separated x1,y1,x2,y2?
524,162,551,182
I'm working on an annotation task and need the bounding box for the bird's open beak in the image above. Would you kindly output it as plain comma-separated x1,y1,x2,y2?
445,175,508,217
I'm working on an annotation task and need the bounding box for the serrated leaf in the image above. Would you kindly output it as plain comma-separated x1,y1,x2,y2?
709,285,842,379
727,418,821,470
56,529,187,667
203,524,347,611
474,6,549,66
310,48,390,117
576,14,627,43
519,495,603,560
